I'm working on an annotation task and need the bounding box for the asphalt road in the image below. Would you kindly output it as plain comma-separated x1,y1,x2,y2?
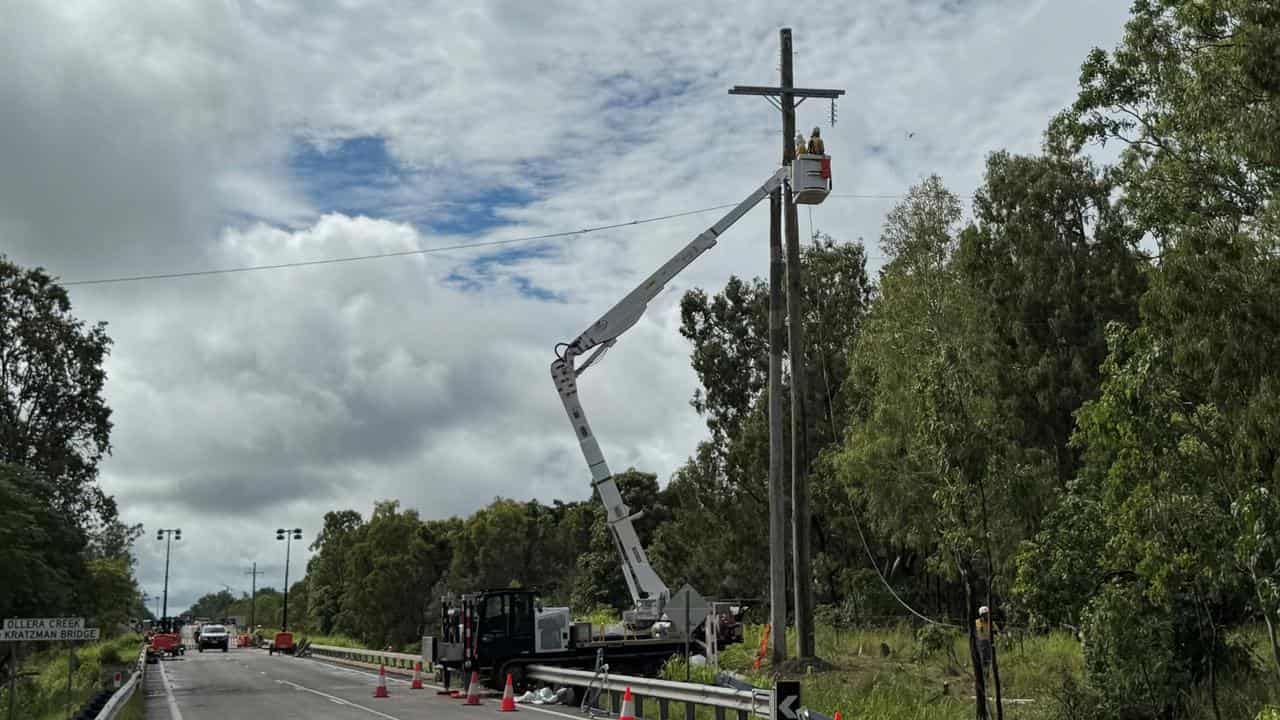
142,646,586,720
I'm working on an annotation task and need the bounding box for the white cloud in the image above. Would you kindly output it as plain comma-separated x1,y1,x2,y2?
2,0,1131,610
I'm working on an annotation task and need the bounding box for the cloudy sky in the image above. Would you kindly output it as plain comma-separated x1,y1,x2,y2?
4,0,1132,613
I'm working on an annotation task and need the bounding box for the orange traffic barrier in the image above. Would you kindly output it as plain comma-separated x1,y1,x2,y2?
411,661,424,690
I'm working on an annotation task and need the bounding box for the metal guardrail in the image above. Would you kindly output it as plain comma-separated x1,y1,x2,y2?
526,664,772,720
94,647,146,720
306,644,427,674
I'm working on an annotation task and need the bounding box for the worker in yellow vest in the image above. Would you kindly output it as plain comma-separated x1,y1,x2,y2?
975,605,999,670
795,133,808,158
807,127,825,155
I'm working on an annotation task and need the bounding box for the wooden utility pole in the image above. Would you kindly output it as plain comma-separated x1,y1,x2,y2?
779,28,815,661
244,562,263,629
766,176,787,663
730,28,843,661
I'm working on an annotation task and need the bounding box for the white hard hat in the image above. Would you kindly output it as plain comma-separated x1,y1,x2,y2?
978,606,989,615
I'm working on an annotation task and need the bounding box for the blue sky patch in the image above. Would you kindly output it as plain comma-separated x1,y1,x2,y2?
290,135,403,218
288,134,529,235
443,244,564,301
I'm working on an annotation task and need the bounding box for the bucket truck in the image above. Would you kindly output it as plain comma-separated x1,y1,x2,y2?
434,155,832,690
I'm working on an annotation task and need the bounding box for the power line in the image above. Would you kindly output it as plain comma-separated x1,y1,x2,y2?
61,193,928,288
62,203,741,287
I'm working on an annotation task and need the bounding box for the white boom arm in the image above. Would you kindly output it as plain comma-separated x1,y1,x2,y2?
551,167,790,618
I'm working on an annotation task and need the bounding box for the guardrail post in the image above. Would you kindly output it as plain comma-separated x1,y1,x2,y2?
636,696,644,719
715,707,726,720
737,711,748,720
685,702,695,720
659,698,670,720
610,690,620,713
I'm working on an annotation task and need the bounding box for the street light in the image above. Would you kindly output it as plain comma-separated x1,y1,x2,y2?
276,528,302,631
155,528,182,623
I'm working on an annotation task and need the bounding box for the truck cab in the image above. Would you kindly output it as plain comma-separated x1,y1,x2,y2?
438,590,547,670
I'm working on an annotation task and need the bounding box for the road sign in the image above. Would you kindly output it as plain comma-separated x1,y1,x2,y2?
3,617,83,631
1,618,98,642
773,680,801,720
664,584,708,638
1,627,99,642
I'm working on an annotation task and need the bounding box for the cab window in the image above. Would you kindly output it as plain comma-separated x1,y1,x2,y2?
483,595,507,639
510,593,534,637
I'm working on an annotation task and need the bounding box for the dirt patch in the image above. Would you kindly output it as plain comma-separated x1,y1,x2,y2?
772,657,838,676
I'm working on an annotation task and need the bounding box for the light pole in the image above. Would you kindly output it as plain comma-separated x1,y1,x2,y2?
276,528,302,631
155,528,182,623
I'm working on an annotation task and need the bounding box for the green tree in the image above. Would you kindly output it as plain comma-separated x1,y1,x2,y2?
81,556,140,631
0,257,114,519
0,463,85,620
958,151,1145,494
664,235,872,603
306,509,363,634
835,176,1018,718
0,258,139,629
186,590,236,620
1042,0,1280,698
337,501,448,646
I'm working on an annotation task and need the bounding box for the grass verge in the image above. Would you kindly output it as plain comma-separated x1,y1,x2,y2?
0,633,143,720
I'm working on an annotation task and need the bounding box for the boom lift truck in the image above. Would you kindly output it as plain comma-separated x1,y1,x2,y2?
435,153,833,691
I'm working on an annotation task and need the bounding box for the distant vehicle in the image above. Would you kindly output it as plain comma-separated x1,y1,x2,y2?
197,624,230,652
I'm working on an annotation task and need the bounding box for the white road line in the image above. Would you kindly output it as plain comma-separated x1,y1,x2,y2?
299,658,596,720
158,662,186,720
273,678,405,720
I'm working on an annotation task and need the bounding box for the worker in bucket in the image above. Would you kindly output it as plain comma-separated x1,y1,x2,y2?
807,127,825,155
975,605,998,670
795,133,808,158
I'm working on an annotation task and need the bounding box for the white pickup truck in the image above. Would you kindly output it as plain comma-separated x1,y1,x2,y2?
196,624,230,652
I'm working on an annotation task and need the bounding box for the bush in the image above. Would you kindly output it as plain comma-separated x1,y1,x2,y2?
914,623,958,659
1081,584,1186,719
1047,670,1106,720
98,646,121,665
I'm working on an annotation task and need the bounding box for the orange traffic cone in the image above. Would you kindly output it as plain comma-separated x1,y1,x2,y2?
464,670,483,705
500,673,518,712
833,713,842,720
411,661,424,690
617,687,636,720
373,665,390,698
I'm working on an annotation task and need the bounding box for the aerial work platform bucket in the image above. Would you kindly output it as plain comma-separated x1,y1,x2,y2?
792,154,832,204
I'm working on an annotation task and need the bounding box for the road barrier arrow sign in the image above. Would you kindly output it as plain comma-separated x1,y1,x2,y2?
774,680,800,720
